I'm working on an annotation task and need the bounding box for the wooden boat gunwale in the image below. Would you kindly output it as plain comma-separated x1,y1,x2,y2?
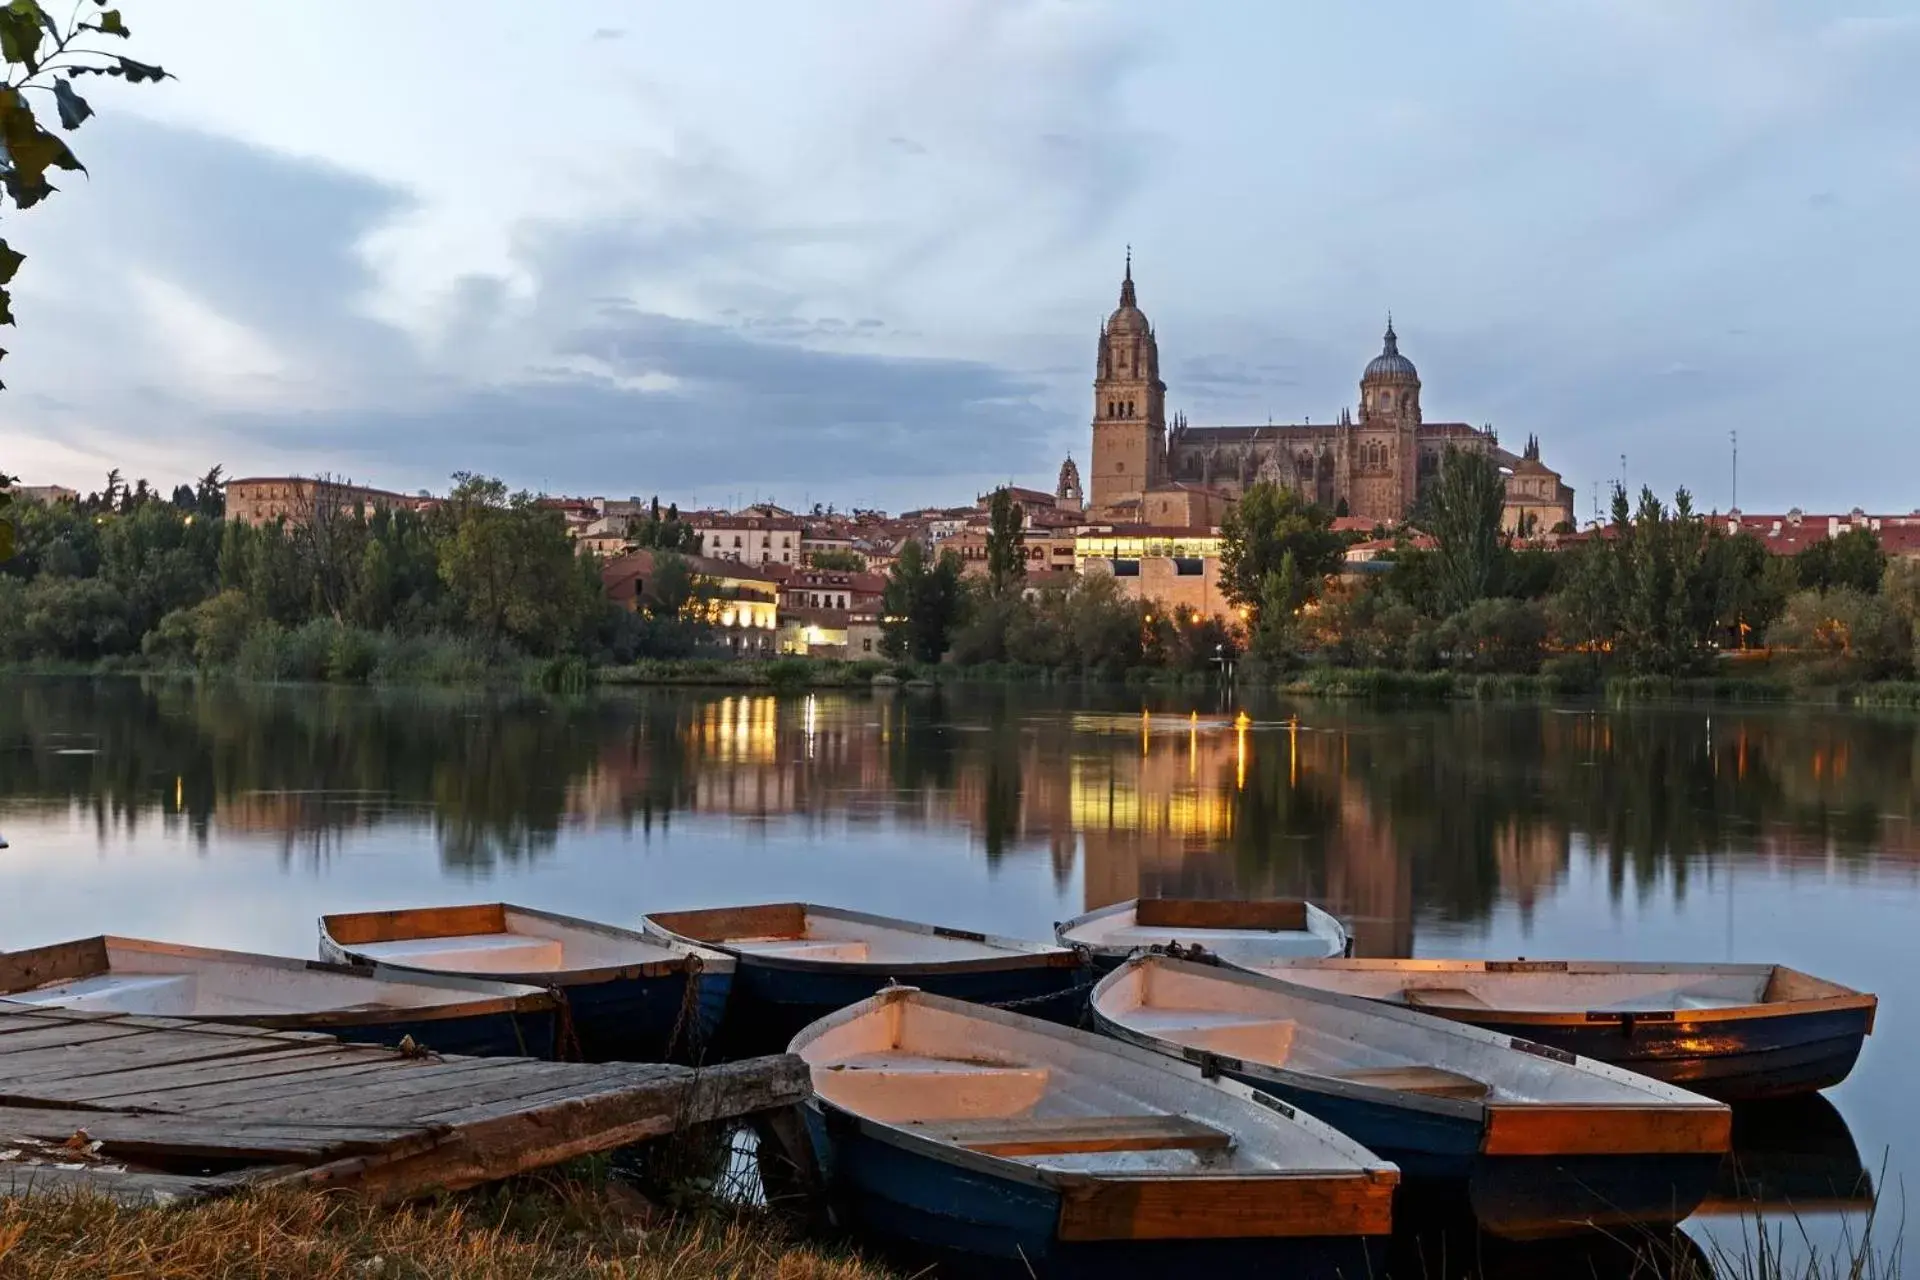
1056,897,1350,962
643,902,1081,977
0,934,559,1025
319,902,734,985
1246,957,1877,1029
1091,955,1732,1158
792,986,1399,1242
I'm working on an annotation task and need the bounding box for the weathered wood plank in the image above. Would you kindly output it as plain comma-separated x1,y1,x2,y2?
0,1007,333,1043
117,1057,518,1117
0,1033,345,1088
213,1059,543,1120
0,1164,219,1206
643,903,807,944
84,1056,473,1115
322,904,508,948
253,1065,619,1127
0,1021,153,1056
1481,1104,1733,1156
916,1114,1233,1157
0,1105,433,1162
1057,1171,1397,1241
1132,898,1309,933
49,1047,380,1104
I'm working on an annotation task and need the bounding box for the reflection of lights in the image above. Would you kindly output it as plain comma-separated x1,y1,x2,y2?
1235,716,1247,791
804,694,817,760
175,775,183,811
1141,707,1150,757
1289,715,1298,788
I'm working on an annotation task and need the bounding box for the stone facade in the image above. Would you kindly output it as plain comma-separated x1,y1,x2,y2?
1086,262,1574,531
224,476,409,527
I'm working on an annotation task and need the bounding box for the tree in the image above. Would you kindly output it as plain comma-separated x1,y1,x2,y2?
808,547,866,572
881,538,966,662
1797,528,1885,595
984,486,1027,596
629,498,700,553
1424,447,1507,612
435,473,596,654
194,465,226,519
1,2,168,389
0,469,13,561
1219,482,1345,637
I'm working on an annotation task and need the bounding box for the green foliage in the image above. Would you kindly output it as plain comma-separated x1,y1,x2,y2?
0,467,14,561
1423,447,1507,611
1,1,167,388
983,486,1026,596
881,538,967,663
806,547,866,572
628,499,700,553
435,473,599,655
1219,482,1345,656
1771,587,1912,681
1796,527,1886,594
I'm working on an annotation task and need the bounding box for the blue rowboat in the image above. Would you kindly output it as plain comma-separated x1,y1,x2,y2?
791,986,1399,1279
1056,898,1349,972
1091,954,1731,1240
1232,956,1876,1101
0,935,557,1057
319,904,732,1064
642,902,1087,1054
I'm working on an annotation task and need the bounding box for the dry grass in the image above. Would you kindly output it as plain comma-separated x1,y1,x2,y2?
0,1173,896,1280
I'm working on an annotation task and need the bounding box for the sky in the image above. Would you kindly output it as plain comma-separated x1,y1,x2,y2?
3,0,1916,516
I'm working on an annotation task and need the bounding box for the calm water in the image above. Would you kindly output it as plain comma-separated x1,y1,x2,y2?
2,676,1913,1263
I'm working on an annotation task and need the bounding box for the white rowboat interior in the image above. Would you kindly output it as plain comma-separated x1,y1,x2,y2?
1223,958,1814,1014
1097,958,1714,1108
648,903,1069,966
0,937,543,1018
796,988,1394,1180
1059,898,1347,962
324,905,713,976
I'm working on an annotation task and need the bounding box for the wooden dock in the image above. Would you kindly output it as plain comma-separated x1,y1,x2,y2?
0,1004,806,1205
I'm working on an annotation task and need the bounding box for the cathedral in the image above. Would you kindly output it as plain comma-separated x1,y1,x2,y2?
1083,257,1573,531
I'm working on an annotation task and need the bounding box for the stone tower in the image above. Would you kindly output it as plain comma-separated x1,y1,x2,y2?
1089,251,1166,517
1351,318,1423,521
1055,454,1084,513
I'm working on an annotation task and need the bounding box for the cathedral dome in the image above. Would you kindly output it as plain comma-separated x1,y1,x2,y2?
1362,319,1418,382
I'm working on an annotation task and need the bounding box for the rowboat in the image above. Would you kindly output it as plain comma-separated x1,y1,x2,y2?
0,935,557,1056
1091,954,1731,1239
1056,897,1349,970
1227,956,1876,1100
642,902,1086,1052
791,986,1398,1278
319,903,732,1063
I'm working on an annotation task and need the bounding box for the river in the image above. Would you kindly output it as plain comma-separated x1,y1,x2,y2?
1,676,1911,1269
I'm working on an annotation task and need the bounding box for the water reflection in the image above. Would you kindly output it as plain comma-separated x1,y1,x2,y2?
4,679,1920,944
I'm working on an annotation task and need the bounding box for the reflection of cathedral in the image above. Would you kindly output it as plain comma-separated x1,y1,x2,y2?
1087,255,1575,529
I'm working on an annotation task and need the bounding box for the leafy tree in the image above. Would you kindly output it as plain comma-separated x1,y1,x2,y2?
1772,587,1911,680
1219,482,1345,644
1796,528,1885,595
882,538,966,662
984,486,1027,596
1424,447,1507,612
1,2,167,388
194,465,226,519
629,498,700,553
807,547,866,572
435,473,596,654
0,468,13,561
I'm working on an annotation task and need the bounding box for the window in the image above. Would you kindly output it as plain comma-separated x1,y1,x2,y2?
863,638,873,652
782,551,790,562
1117,462,1125,473
733,535,742,548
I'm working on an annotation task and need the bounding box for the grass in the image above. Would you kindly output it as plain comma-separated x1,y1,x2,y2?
0,1173,894,1280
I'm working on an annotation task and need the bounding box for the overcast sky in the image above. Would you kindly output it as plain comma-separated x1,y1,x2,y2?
4,1,1916,515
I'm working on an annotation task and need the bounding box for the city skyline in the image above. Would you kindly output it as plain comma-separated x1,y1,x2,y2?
4,2,1915,517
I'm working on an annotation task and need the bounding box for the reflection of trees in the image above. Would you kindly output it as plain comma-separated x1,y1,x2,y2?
6,678,1920,926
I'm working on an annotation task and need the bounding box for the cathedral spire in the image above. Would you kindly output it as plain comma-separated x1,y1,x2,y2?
1119,245,1136,308
1383,313,1398,356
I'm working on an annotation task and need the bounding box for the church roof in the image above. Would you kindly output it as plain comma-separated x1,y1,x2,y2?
1362,319,1418,382
1106,249,1150,335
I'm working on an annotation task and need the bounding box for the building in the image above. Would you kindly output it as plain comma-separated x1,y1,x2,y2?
690,512,803,567
0,483,78,505
1083,256,1574,531
1074,524,1232,618
1503,437,1577,536
1720,509,1920,559
601,549,780,654
224,476,411,527
780,568,885,613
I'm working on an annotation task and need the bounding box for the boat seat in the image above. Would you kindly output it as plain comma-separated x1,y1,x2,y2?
1403,987,1492,1011
353,933,565,974
917,1114,1234,1157
729,939,872,962
1325,1065,1492,1100
815,1058,1051,1122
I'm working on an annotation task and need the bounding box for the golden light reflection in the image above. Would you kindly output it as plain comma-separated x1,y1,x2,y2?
1235,712,1248,791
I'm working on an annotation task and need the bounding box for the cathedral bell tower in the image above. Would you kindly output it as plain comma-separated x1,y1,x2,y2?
1352,317,1423,520
1089,250,1167,518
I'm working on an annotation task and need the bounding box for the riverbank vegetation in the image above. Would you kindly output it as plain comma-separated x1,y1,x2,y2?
0,1175,889,1280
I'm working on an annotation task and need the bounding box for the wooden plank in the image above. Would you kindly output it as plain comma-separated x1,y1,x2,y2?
294,1065,632,1126
0,1007,332,1043
0,1105,430,1162
322,904,508,948
0,937,113,995
644,903,807,944
135,1058,520,1118
0,1032,337,1088
283,1055,807,1201
1133,899,1308,933
1057,1171,1396,1241
1325,1066,1491,1100
50,1047,381,1104
1481,1104,1733,1157
0,1021,154,1057
918,1114,1233,1157
0,1164,218,1206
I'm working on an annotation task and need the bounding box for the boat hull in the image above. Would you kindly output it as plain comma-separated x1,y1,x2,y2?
554,967,733,1064
802,1104,1386,1280
1426,1004,1873,1101
722,961,1087,1056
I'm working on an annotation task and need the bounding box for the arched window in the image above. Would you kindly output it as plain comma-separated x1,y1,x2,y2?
1127,400,1135,417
